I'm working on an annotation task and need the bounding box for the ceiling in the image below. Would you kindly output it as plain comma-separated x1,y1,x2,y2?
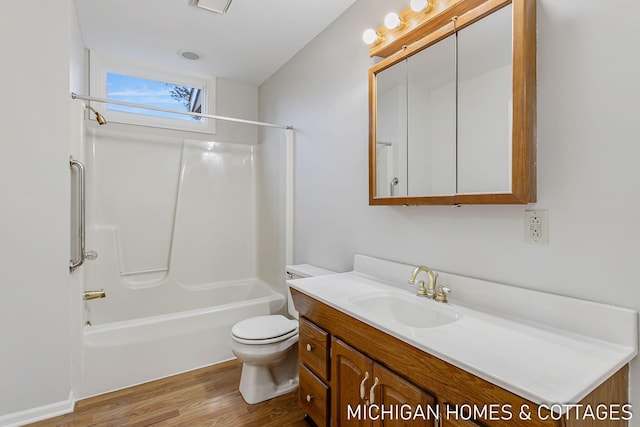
75,0,357,85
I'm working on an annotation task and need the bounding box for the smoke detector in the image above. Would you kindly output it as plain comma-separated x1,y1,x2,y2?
179,50,203,61
195,0,234,14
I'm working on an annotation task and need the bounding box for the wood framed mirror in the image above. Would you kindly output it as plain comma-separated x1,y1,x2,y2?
368,0,536,205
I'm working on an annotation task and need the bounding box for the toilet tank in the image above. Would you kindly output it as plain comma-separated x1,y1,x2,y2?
285,264,336,319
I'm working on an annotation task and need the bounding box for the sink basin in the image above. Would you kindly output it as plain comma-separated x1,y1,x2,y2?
349,291,460,328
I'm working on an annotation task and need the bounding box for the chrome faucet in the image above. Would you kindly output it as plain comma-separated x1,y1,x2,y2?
408,266,437,298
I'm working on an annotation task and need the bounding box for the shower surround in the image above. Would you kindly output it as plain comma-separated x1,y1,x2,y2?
78,128,284,397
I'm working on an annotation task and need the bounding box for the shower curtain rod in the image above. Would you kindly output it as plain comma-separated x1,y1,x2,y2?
71,92,293,130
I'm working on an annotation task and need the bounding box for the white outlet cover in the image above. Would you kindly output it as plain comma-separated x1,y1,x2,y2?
525,210,548,244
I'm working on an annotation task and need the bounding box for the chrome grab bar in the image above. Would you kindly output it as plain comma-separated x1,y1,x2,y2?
69,157,97,272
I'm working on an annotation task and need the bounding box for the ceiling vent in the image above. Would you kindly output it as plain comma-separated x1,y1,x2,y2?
195,0,234,14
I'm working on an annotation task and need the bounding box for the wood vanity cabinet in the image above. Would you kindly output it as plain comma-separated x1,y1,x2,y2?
292,288,630,427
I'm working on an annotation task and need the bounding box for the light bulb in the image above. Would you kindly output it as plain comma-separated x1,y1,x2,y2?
362,29,380,45
384,12,403,30
410,0,429,12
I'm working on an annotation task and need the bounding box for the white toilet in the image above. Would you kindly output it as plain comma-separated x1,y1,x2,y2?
231,264,335,404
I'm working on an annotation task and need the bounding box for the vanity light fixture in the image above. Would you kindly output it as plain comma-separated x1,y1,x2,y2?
384,12,404,30
362,29,382,45
410,0,431,12
364,2,431,47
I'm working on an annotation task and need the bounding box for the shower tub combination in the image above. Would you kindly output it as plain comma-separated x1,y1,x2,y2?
77,130,287,398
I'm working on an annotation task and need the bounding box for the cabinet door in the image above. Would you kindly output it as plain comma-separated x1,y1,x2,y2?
331,338,373,427
372,364,437,427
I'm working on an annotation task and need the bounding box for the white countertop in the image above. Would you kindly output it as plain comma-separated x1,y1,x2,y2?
288,256,637,408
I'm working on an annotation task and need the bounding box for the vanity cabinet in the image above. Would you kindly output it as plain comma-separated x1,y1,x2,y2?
292,288,630,427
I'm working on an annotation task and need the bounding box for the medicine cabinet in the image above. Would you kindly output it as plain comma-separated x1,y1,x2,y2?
369,0,536,205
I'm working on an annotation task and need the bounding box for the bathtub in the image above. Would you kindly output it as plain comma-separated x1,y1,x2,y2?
79,278,285,398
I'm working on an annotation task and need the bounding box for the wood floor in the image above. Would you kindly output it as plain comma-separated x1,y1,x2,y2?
26,360,309,427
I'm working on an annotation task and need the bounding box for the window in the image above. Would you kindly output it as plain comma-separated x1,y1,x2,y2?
89,52,216,133
106,73,203,122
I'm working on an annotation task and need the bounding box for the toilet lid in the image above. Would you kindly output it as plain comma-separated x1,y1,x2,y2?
232,315,298,341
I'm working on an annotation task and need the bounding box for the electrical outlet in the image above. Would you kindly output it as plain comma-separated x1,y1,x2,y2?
525,210,548,244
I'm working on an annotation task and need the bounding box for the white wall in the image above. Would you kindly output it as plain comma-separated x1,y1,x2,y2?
0,0,75,421
260,0,640,413
216,78,259,145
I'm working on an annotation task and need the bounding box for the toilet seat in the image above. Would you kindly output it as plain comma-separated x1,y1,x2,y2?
232,314,298,345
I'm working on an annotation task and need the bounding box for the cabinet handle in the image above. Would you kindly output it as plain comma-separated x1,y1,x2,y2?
359,371,370,400
306,394,313,402
369,377,380,404
306,343,313,351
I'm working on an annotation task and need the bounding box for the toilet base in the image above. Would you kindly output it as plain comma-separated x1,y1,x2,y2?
238,343,299,404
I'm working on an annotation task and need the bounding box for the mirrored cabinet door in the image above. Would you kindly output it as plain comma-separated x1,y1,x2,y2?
457,4,513,194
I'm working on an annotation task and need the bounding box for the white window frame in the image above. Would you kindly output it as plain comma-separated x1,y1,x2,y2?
89,51,216,134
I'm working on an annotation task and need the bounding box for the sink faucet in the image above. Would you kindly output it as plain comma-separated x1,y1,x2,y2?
408,266,437,298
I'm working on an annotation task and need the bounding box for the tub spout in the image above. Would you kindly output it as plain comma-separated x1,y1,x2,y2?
83,289,106,301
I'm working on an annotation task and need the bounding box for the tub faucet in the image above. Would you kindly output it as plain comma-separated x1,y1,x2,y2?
83,289,106,301
408,266,437,298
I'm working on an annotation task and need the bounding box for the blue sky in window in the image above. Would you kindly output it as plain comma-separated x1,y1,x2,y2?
106,73,200,121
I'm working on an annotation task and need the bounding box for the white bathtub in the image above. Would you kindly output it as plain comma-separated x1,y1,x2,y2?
79,278,285,398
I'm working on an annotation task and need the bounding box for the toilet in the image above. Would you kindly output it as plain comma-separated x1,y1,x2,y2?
231,264,335,404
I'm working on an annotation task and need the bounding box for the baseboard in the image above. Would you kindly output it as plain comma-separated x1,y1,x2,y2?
0,392,75,427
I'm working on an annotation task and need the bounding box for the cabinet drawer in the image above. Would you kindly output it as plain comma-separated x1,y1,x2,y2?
299,317,329,381
300,364,329,427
